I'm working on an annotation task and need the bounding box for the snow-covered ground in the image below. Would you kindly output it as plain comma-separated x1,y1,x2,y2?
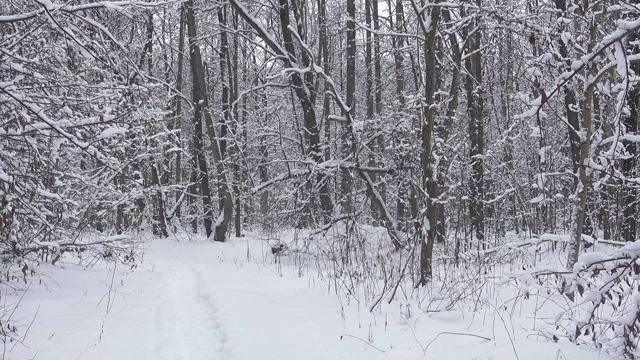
4,234,613,360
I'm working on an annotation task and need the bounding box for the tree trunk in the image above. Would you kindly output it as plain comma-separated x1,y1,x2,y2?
218,6,230,159
173,7,186,220
366,0,377,224
185,0,232,241
319,0,332,164
436,7,462,244
411,0,441,284
567,19,598,300
151,164,169,237
622,32,639,242
465,3,485,250
342,0,356,214
232,10,243,238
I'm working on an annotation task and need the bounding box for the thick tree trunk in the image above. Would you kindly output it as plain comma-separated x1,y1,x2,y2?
185,0,214,238
142,10,169,238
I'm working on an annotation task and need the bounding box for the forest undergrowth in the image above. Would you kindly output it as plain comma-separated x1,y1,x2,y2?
265,223,640,359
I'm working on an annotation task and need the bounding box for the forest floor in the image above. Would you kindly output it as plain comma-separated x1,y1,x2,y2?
4,233,613,360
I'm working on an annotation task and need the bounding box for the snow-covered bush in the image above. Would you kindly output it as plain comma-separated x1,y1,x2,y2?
513,241,640,358
0,2,172,286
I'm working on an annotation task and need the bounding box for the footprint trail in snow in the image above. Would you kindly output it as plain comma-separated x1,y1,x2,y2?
153,254,231,359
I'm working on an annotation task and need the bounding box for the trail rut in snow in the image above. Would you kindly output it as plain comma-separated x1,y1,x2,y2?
195,269,230,358
153,260,230,360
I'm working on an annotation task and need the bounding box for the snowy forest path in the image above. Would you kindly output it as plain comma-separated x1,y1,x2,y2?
146,237,348,360
152,241,230,360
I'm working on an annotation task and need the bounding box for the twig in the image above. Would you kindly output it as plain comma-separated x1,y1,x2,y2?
20,305,39,343
106,261,117,315
340,334,386,353
387,244,416,304
495,309,520,360
10,312,36,352
424,332,492,352
75,342,96,360
404,318,426,352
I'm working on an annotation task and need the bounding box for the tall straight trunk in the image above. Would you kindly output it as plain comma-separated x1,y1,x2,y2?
173,7,186,220
372,4,382,115
188,164,199,233
622,32,639,242
342,0,356,214
411,0,441,284
554,0,594,240
390,0,408,225
318,0,332,162
151,164,168,237
217,4,238,232
366,0,378,223
232,10,243,238
142,10,168,238
568,84,594,272
218,6,231,158
393,0,406,109
372,0,386,217
144,11,153,73
436,7,462,244
185,0,232,241
567,17,597,291
185,0,214,238
561,0,592,238
465,5,485,249
259,86,270,220
554,0,581,188
365,0,374,122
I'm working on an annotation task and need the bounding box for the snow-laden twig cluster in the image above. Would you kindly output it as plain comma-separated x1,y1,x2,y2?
508,240,640,358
